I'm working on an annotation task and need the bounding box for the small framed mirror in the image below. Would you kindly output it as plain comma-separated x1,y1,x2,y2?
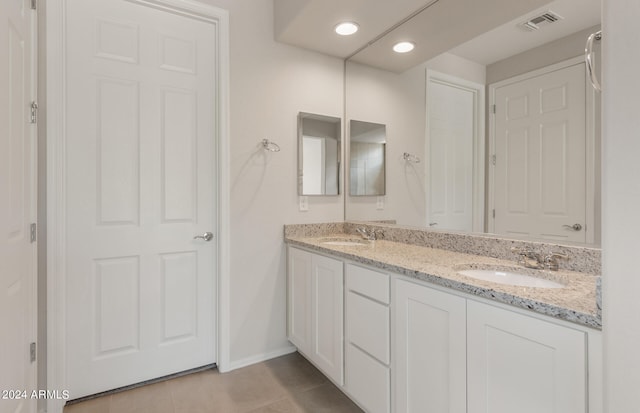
298,112,342,196
349,120,386,196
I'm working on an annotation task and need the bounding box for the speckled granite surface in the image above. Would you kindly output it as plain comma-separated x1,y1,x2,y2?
285,221,601,275
284,223,601,329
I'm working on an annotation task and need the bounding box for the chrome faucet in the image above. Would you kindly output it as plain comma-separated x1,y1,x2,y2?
356,227,382,241
510,247,569,271
511,247,544,269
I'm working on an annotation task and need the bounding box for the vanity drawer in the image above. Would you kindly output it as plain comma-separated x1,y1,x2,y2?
346,343,390,413
346,263,389,304
346,290,390,364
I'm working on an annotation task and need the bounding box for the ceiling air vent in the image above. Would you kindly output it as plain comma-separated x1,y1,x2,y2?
520,11,564,31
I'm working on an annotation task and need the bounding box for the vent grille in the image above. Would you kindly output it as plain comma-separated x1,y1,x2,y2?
520,11,564,31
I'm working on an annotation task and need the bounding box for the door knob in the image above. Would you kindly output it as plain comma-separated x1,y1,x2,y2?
562,224,582,231
193,232,214,241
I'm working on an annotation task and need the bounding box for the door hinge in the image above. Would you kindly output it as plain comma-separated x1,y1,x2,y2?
30,223,37,243
492,209,496,218
30,342,36,363
492,104,496,114
491,154,496,166
30,0,36,10
30,101,38,124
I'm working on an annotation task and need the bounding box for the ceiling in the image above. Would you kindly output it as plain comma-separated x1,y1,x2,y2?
274,0,601,72
273,0,431,59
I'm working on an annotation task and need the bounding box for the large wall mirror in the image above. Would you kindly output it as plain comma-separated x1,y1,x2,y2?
345,0,601,245
298,112,342,196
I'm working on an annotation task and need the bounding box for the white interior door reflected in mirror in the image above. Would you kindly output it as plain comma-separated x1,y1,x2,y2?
490,62,588,243
426,71,485,233
298,112,342,196
349,120,386,196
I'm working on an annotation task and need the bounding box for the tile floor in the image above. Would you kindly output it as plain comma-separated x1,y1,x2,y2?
63,352,363,413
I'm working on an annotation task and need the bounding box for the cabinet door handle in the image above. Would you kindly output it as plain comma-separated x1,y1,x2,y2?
562,224,582,231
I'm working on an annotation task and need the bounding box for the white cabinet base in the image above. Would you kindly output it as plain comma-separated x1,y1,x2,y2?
287,248,344,386
287,246,601,413
394,279,467,413
467,300,587,413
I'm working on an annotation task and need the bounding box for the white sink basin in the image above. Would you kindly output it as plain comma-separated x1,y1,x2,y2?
457,269,564,289
321,240,368,246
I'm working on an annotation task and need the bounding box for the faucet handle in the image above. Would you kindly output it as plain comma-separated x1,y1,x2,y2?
543,252,569,271
510,246,528,267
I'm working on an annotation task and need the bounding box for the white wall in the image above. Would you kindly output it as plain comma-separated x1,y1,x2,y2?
345,53,485,227
486,25,601,84
602,0,640,411
424,53,486,85
345,61,426,225
200,0,344,367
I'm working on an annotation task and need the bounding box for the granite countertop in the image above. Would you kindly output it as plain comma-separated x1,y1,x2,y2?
285,233,601,329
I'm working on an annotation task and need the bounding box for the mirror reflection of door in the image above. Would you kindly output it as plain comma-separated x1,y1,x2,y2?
298,113,341,196
426,71,485,232
490,61,589,243
302,136,327,194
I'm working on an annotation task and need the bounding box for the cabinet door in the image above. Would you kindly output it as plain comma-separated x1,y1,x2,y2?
394,279,467,413
287,247,313,354
311,254,344,385
467,300,587,413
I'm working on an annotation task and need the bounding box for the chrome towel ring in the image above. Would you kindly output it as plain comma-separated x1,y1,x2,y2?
585,30,602,92
262,139,281,152
403,152,420,163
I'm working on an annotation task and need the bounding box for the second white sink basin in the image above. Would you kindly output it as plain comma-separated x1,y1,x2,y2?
457,269,565,289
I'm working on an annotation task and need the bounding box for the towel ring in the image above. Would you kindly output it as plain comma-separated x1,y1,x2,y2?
585,30,602,92
262,139,280,152
403,152,420,163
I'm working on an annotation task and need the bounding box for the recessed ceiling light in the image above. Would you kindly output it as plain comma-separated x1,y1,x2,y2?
335,22,359,36
393,41,415,53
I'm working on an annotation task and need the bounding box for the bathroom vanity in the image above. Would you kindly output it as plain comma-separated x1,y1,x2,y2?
284,222,602,413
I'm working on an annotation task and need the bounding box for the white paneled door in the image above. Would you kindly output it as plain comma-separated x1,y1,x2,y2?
0,1,37,412
426,72,484,233
428,80,474,231
65,0,218,398
492,63,587,242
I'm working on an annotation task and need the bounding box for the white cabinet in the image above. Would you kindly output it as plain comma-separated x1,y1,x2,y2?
394,279,467,413
467,300,587,413
345,264,391,413
287,246,600,413
395,278,591,413
287,247,344,385
287,247,312,353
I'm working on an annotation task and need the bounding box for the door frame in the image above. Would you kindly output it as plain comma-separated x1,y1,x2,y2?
2,1,39,411
487,56,596,243
45,1,230,411
425,69,485,233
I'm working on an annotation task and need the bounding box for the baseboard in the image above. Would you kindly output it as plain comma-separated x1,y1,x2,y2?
65,363,217,405
221,345,297,372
